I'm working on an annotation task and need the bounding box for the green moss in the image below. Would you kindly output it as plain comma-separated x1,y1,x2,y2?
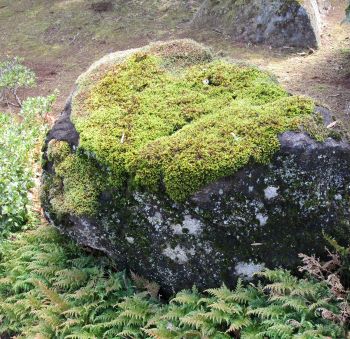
50,153,112,217
131,96,315,201
47,140,71,163
49,47,328,215
301,113,332,142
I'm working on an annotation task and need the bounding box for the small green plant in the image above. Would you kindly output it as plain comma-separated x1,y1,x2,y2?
20,90,58,122
0,92,56,238
0,57,36,107
0,113,36,236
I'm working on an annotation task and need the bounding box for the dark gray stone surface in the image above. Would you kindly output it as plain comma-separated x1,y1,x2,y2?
42,98,350,295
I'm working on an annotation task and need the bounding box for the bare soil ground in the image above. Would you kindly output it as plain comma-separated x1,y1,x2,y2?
0,0,349,127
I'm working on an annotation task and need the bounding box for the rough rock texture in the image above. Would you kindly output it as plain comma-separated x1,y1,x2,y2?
42,40,350,295
191,0,329,48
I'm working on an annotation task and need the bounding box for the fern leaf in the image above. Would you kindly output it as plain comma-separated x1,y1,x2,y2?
226,316,252,332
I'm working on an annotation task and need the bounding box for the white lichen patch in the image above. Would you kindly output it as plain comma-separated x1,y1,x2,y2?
235,261,265,280
264,186,279,200
163,245,195,264
147,211,163,230
125,236,135,244
171,224,183,235
182,215,204,235
171,215,204,235
256,213,268,226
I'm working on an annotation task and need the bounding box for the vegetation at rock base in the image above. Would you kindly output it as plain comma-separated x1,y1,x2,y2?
44,47,334,218
0,113,35,236
0,223,349,338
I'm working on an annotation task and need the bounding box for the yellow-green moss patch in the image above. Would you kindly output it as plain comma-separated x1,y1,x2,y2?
47,140,71,163
51,153,112,217
50,45,329,215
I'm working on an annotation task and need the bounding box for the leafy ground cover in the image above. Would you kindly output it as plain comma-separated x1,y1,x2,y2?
0,112,43,237
0,87,55,238
0,225,347,338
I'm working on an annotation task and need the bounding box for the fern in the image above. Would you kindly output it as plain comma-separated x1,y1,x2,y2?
0,226,347,338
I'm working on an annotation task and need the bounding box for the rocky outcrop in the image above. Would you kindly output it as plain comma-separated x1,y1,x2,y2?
191,0,329,48
41,40,350,295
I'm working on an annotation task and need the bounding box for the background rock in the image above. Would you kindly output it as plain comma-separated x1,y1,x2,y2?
191,0,330,48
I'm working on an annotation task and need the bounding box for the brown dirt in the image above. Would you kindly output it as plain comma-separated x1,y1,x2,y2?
0,0,349,127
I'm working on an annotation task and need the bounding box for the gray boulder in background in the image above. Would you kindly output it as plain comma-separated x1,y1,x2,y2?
192,0,330,48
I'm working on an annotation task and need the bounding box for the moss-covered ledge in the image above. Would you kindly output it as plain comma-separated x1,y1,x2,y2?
44,40,333,217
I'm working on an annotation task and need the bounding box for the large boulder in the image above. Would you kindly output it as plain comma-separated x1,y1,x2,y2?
191,0,330,48
42,40,350,295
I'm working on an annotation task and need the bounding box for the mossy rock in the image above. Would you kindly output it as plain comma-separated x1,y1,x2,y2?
42,40,350,294
192,0,330,48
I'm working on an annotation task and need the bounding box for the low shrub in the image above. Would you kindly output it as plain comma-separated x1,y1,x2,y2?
0,92,56,238
0,57,36,107
0,113,37,236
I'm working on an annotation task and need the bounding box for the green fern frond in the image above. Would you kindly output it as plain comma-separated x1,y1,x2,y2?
159,307,187,321
205,284,233,301
53,268,88,289
180,311,207,329
62,306,86,318
270,295,309,313
247,305,286,319
65,332,97,339
170,288,201,306
143,327,177,339
260,323,294,338
209,301,242,314
226,316,252,332
203,309,231,324
34,280,69,312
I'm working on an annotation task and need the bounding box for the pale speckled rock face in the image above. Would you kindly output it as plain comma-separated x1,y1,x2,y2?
43,99,350,295
192,0,329,48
